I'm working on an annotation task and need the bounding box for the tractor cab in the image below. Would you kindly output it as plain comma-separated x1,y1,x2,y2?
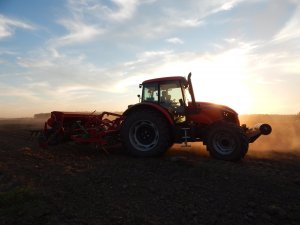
141,76,190,121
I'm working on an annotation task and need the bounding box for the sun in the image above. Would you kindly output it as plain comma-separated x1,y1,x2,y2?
155,48,253,114
194,78,252,114
190,49,252,114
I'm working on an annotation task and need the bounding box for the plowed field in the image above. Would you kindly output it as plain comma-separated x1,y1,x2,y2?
0,117,299,225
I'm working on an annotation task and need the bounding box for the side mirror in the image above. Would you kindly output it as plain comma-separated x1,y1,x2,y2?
137,94,141,103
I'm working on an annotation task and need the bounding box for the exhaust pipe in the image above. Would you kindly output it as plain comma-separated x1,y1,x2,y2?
245,123,272,143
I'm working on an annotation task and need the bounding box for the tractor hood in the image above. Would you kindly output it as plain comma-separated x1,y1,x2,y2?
188,101,239,124
196,102,238,115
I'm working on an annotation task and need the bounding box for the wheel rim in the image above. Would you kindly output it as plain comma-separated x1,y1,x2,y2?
129,120,159,151
212,131,237,155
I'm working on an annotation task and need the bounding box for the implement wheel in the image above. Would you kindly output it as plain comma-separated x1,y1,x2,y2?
121,110,171,157
206,122,249,161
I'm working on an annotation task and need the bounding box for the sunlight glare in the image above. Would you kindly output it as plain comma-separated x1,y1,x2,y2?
194,48,252,114
156,48,252,114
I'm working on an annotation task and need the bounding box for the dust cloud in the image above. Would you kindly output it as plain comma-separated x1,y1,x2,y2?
169,114,300,160
240,114,300,156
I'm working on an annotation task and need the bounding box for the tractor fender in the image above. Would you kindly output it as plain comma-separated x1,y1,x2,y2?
123,102,174,126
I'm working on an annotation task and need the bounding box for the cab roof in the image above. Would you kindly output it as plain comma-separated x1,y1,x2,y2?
142,76,187,84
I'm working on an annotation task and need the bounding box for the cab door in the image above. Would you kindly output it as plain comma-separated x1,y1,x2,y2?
159,81,186,122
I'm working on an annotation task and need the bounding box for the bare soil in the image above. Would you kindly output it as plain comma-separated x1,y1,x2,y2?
0,117,299,225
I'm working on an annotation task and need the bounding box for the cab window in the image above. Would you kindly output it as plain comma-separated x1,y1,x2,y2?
142,83,158,102
160,81,184,108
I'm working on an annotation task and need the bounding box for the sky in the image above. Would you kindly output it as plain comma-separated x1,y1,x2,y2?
0,0,300,118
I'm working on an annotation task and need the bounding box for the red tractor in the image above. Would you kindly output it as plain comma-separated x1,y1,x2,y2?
39,73,271,161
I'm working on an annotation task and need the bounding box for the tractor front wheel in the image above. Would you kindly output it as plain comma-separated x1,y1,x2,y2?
206,122,249,161
121,110,171,157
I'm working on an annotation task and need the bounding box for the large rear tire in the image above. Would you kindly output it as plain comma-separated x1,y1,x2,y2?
121,110,172,157
206,122,248,161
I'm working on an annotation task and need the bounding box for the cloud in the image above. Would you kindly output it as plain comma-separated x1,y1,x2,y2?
0,14,35,39
59,0,243,42
50,0,153,47
66,0,142,22
0,82,39,101
52,19,104,47
15,40,258,98
18,57,54,68
47,0,107,47
214,0,245,12
166,37,184,44
7,32,300,116
13,48,172,107
273,6,300,42
108,0,140,21
118,37,300,114
15,48,112,92
180,18,203,27
140,50,173,58
0,50,18,55
4,0,300,116
122,0,248,39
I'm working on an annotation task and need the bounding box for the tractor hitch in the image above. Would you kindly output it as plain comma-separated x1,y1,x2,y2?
243,123,272,143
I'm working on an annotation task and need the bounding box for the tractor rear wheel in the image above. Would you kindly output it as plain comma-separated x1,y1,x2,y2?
206,122,248,161
121,110,172,157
